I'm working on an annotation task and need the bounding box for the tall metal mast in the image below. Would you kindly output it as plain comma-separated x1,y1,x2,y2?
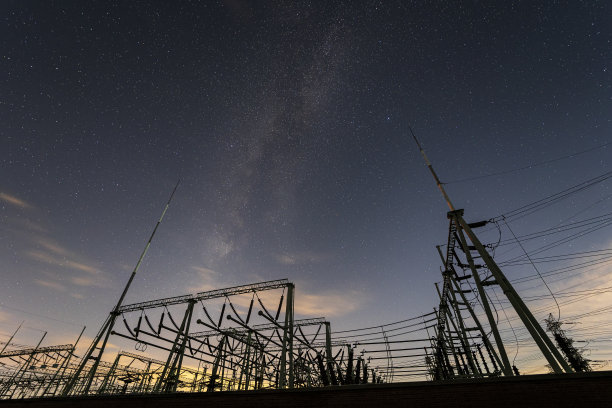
410,129,571,375
410,127,455,211
62,180,180,395
114,179,181,312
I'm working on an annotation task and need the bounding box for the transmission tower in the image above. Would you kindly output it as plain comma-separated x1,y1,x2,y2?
411,129,573,376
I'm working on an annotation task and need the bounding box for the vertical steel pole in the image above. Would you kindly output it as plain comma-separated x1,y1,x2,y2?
324,322,337,386
243,333,252,390
169,301,195,392
452,219,514,376
287,284,294,387
435,284,464,377
279,283,294,388
6,332,47,399
448,275,504,372
138,361,152,393
154,300,195,392
207,335,226,392
43,326,86,396
445,282,480,376
97,353,121,394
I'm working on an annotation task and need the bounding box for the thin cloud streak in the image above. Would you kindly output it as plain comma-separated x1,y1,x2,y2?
274,250,331,265
34,279,67,292
26,250,101,275
0,192,33,209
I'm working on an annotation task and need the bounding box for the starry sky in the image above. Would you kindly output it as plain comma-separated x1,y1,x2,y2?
1,1,611,371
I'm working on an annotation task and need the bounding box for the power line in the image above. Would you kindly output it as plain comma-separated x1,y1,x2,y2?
0,303,83,328
493,170,612,223
494,212,612,249
445,141,611,184
332,312,436,334
499,217,612,264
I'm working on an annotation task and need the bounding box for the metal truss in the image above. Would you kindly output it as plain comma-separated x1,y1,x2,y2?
56,278,355,396
430,209,573,380
118,279,291,313
0,342,77,399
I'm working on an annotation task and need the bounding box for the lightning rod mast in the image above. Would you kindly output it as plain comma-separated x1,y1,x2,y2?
62,180,181,395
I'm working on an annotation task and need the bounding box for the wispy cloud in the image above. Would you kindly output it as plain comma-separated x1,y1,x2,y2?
37,238,71,257
0,309,13,324
65,260,100,275
294,290,364,318
191,266,217,277
0,192,33,209
43,332,120,363
34,279,67,292
69,276,107,288
7,217,48,234
25,238,108,289
274,250,331,265
228,286,366,319
186,265,222,293
26,249,101,276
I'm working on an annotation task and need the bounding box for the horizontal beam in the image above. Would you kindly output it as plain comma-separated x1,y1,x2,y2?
118,279,291,313
117,351,200,375
0,344,73,358
191,317,327,338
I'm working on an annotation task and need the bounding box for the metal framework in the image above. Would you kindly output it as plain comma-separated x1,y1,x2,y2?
0,138,591,400
410,129,572,379
55,277,370,396
0,343,76,399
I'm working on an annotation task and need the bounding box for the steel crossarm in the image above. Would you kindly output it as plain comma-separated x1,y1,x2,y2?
95,359,147,374
0,344,73,358
116,351,165,366
117,351,201,375
191,317,327,338
290,340,348,349
117,279,291,313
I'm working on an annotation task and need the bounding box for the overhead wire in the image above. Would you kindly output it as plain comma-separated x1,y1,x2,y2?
502,216,561,320
497,217,612,264
511,257,612,286
444,141,611,185
491,286,520,365
500,248,612,267
331,312,436,334
0,303,83,328
493,212,612,249
493,170,612,223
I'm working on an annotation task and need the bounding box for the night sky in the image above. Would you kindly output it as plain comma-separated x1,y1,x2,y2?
1,1,611,371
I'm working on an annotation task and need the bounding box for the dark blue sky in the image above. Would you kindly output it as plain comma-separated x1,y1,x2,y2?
1,1,610,369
